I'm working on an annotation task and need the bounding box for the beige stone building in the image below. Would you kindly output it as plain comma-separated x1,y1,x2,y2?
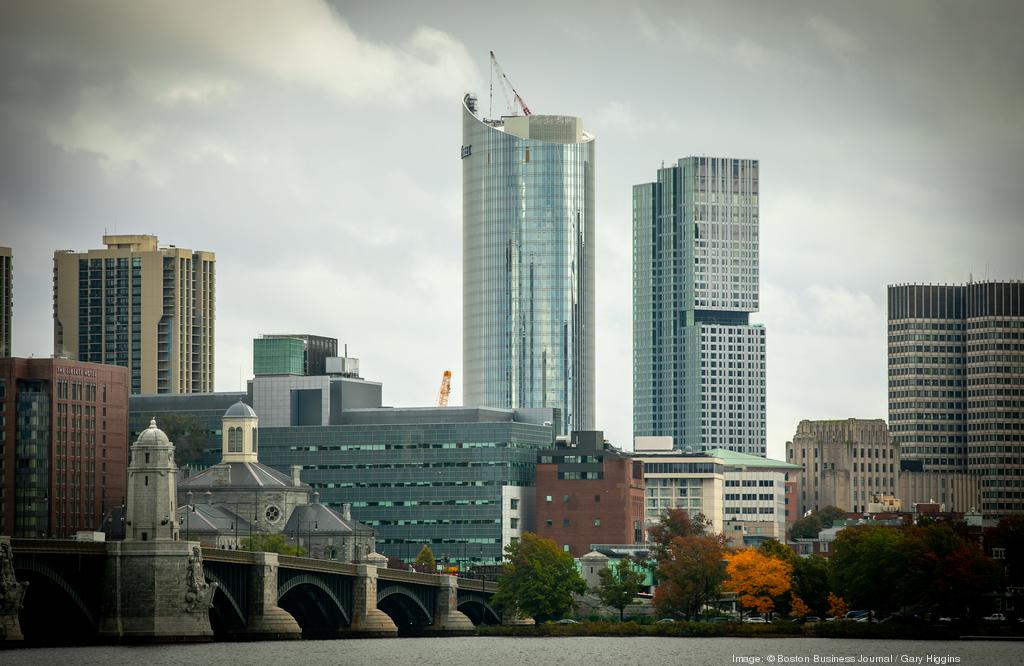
53,235,214,394
786,418,981,518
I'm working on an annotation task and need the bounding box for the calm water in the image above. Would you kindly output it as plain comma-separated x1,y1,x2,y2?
3,638,1018,666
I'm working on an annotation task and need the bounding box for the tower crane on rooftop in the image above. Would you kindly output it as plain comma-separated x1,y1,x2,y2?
437,370,452,407
490,50,532,116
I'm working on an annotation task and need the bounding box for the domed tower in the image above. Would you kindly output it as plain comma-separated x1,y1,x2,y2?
126,418,180,542
222,400,259,463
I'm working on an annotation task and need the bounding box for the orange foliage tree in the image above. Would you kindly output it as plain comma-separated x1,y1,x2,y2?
789,595,811,618
827,592,849,618
724,549,792,618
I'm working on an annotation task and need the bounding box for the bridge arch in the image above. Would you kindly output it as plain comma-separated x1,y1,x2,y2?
278,573,350,637
457,593,501,625
203,567,246,633
14,559,96,641
377,584,434,630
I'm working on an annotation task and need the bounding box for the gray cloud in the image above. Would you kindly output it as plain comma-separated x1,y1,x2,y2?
1,0,1021,458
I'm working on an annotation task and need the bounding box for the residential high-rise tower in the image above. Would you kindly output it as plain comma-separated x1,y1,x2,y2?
461,94,595,433
633,157,766,454
54,235,215,395
888,281,1023,515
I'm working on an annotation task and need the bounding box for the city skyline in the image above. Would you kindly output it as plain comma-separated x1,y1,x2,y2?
1,2,1022,459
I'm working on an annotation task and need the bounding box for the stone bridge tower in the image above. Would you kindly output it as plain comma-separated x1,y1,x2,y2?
99,418,216,642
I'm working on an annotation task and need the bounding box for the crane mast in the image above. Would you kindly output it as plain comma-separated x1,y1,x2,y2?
436,370,452,407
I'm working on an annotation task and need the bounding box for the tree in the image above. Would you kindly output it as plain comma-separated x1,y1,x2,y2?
648,509,719,557
790,595,811,619
792,555,832,616
818,506,847,529
724,549,793,618
157,413,209,467
491,533,586,623
827,592,849,618
758,539,797,565
789,514,823,540
414,544,436,573
652,534,727,620
594,557,646,621
830,526,904,615
240,532,305,557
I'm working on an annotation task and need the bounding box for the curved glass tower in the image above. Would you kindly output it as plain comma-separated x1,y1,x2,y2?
462,94,595,434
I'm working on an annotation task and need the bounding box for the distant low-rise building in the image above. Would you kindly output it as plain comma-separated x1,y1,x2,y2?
632,439,725,534
709,448,800,548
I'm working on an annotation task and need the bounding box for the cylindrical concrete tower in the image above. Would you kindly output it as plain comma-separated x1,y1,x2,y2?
126,418,180,541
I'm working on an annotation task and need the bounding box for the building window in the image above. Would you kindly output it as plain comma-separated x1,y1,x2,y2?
511,498,519,510
228,427,243,453
545,495,552,503
510,518,519,529
545,519,553,527
563,495,570,504
594,495,601,503
562,518,570,528
593,518,601,527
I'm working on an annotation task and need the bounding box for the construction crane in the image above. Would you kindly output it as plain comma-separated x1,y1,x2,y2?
436,370,452,407
490,50,532,116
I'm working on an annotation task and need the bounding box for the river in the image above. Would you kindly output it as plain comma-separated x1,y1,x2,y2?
3,637,1017,666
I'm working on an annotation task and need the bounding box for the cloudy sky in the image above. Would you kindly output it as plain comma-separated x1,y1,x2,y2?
1,1,1021,459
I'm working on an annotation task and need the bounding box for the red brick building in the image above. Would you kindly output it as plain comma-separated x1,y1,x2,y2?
0,357,129,537
535,431,645,557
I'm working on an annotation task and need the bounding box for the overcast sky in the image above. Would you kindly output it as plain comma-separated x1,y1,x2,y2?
1,1,1022,459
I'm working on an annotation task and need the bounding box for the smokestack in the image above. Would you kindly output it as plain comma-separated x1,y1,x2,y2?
291,465,302,486
342,503,352,520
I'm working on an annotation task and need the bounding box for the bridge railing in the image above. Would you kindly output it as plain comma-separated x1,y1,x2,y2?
11,538,106,556
278,555,359,576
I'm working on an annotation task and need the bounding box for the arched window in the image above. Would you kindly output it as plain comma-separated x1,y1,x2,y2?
252,428,258,454
228,427,243,453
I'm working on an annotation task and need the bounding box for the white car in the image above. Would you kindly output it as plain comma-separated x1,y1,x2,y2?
983,613,1006,622
743,616,767,624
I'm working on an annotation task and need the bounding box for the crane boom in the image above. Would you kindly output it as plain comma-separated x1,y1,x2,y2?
489,50,532,116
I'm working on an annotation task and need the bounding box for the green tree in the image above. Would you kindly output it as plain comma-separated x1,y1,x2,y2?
792,555,832,616
818,506,847,528
240,532,305,557
594,557,646,621
414,544,436,573
830,526,905,615
758,538,797,565
156,413,209,467
789,514,823,540
492,533,586,623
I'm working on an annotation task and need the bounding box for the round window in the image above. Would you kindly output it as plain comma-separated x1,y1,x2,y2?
265,505,281,524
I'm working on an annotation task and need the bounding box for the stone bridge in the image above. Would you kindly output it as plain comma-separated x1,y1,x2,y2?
7,538,500,642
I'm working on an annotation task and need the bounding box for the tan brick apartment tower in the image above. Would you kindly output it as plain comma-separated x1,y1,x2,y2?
53,235,214,395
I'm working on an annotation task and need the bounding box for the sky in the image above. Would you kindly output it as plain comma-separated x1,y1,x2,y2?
1,1,1022,460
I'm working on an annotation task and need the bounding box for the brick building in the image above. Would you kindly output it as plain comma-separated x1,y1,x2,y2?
535,431,645,556
0,357,129,537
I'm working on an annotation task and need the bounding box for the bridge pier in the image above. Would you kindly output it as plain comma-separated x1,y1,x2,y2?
98,540,216,643
0,537,27,642
342,563,397,637
428,575,474,635
237,552,301,640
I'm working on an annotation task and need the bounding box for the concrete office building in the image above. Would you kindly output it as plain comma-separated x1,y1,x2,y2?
888,282,1023,515
0,357,129,537
534,431,645,557
53,235,215,395
0,247,10,358
632,437,725,534
461,93,595,434
633,157,766,454
253,334,338,377
786,418,979,516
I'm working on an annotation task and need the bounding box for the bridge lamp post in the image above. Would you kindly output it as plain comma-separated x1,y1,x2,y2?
307,521,318,559
186,491,193,542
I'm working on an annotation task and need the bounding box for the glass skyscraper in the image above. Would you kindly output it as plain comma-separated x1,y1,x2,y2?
461,94,595,434
633,157,766,455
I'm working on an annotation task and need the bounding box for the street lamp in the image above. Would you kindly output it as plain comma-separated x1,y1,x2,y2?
307,521,319,558
186,491,193,542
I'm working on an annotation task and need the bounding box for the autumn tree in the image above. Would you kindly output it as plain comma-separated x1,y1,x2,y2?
724,549,793,619
594,557,646,621
414,544,436,573
789,595,811,619
649,509,728,620
827,592,849,618
492,533,586,623
758,539,798,616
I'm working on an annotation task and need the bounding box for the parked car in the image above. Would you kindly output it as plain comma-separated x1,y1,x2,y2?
556,618,580,624
709,616,734,623
792,616,821,624
983,613,1006,622
743,616,767,624
656,618,676,624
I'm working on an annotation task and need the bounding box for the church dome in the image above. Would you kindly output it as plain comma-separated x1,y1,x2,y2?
224,401,257,419
135,418,171,447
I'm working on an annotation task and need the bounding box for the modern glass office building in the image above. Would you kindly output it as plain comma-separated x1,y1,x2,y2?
633,157,766,454
462,94,595,434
